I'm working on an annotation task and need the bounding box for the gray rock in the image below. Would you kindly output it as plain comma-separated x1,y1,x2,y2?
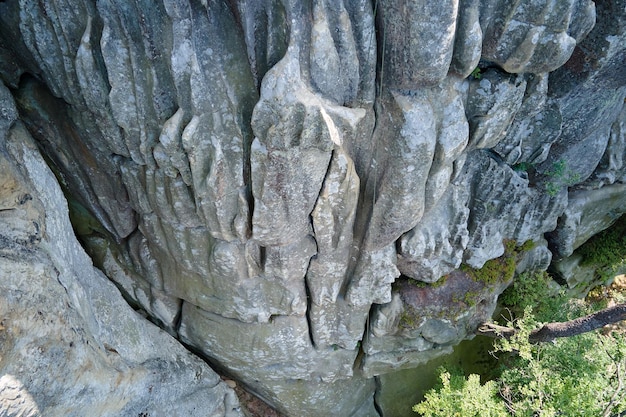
308,298,371,350
589,105,626,187
550,253,596,290
307,147,360,306
515,238,553,274
465,69,526,151
179,302,379,416
361,346,453,379
0,113,241,417
179,303,355,383
1,0,626,415
305,146,365,349
361,269,510,378
235,0,290,90
397,184,470,283
0,80,17,131
364,78,468,251
463,151,565,268
308,1,362,105
493,73,563,166
250,44,366,246
346,244,400,306
538,0,626,193
14,77,137,241
450,0,482,77
83,235,182,334
252,377,378,417
379,0,458,88
480,0,595,73
547,184,626,259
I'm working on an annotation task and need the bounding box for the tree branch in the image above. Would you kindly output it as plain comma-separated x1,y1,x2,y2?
477,322,516,339
477,303,626,343
602,362,624,417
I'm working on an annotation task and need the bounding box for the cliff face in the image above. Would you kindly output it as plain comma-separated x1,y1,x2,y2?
0,85,242,416
0,0,625,416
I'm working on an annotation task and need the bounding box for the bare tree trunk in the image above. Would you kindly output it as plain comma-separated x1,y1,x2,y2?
477,303,626,343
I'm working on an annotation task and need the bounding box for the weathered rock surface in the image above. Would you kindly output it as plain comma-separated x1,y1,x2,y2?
479,0,596,74
1,0,625,415
548,184,626,260
0,90,241,417
361,268,509,378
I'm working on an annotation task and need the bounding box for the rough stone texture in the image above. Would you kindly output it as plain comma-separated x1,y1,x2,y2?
0,93,242,417
397,184,470,283
547,184,626,260
466,70,526,150
179,304,377,416
378,0,459,88
479,0,596,74
361,267,511,378
493,73,563,166
550,253,597,291
1,0,626,415
589,105,626,187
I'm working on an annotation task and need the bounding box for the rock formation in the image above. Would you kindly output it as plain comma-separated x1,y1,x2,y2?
0,0,624,416
0,84,241,416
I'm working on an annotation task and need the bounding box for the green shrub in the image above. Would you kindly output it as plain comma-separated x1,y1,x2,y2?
494,308,626,417
542,159,581,197
499,270,567,322
413,304,626,417
412,369,508,417
512,162,534,173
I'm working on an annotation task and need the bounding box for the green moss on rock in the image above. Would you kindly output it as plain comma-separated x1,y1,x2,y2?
577,215,626,277
460,240,523,285
399,305,422,330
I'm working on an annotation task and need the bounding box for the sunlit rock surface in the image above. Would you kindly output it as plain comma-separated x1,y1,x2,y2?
0,88,241,417
0,0,625,415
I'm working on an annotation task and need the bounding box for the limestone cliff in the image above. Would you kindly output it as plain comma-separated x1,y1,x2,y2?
0,0,625,416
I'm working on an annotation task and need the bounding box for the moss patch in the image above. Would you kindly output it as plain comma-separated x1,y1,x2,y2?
498,270,568,321
399,305,421,330
460,240,526,285
577,215,626,279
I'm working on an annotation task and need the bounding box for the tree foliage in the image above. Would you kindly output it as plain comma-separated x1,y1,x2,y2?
578,215,626,281
414,270,626,416
493,308,626,417
412,370,508,417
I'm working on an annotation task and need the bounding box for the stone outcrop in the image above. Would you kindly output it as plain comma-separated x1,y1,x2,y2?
0,85,241,417
0,0,625,415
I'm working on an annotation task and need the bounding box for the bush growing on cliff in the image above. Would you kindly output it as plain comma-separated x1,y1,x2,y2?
542,159,581,197
499,270,567,321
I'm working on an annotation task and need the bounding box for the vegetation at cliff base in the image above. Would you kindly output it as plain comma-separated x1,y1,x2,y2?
412,370,508,417
413,269,626,417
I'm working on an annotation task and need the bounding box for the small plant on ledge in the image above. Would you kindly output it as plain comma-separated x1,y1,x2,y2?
470,66,482,80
